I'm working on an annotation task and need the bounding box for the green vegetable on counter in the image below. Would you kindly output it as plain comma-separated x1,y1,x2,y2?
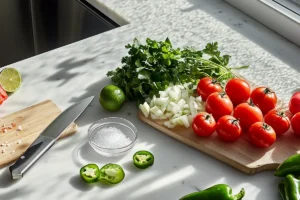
133,150,154,169
99,163,125,184
275,154,300,177
278,174,300,200
99,84,126,112
0,68,22,93
179,184,245,200
107,38,248,103
80,164,100,183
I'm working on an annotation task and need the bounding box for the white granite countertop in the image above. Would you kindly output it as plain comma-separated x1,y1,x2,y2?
1,0,300,199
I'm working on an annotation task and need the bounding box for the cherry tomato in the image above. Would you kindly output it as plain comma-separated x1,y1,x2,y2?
264,109,290,135
233,102,263,131
289,92,300,115
192,112,216,137
216,115,242,142
250,87,277,115
248,122,276,148
205,92,233,120
0,85,7,105
225,78,251,105
291,112,300,136
197,77,222,101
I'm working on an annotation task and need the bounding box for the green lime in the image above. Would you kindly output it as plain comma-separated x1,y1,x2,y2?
99,85,125,111
0,68,22,92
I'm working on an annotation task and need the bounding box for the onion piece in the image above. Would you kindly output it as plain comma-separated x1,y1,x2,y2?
139,82,205,128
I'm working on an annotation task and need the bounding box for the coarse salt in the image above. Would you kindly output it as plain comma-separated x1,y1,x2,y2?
2,149,5,153
92,127,132,148
17,140,22,144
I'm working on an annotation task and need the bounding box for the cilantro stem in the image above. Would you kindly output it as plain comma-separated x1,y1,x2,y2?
229,66,249,70
185,57,236,78
216,72,233,82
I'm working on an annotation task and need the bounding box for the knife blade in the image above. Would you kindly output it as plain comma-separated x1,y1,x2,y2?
9,96,94,179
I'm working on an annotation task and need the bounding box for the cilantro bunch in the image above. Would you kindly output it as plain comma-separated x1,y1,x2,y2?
107,38,247,102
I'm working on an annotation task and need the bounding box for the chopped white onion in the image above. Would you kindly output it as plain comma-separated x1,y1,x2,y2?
139,82,205,128
139,102,150,118
150,106,163,117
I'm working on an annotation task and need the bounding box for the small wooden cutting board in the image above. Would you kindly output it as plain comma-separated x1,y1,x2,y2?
139,111,300,175
0,100,78,168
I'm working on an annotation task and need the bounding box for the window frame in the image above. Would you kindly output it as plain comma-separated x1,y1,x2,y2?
262,0,300,22
224,0,300,46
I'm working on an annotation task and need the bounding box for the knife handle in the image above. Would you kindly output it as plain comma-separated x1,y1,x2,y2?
9,136,55,180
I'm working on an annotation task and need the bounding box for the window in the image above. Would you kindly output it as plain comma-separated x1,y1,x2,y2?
225,0,300,46
262,0,300,22
273,0,300,15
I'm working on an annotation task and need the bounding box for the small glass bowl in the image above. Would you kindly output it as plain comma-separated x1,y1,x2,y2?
88,117,138,157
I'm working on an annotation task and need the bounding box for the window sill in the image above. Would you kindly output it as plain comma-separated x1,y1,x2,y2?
224,0,300,47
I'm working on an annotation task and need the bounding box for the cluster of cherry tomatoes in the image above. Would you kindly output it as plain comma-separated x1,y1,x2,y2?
192,77,300,148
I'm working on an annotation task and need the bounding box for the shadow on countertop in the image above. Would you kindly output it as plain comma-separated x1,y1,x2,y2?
67,78,139,128
182,0,300,73
0,168,18,189
0,168,33,200
47,56,98,86
69,175,94,192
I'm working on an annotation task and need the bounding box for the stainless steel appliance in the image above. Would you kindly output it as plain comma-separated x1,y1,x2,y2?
0,0,119,67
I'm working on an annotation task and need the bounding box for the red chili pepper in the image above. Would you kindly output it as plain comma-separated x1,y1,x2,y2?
0,85,8,105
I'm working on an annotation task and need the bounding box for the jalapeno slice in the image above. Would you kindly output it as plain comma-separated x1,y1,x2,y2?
99,163,125,184
80,164,100,183
133,150,154,169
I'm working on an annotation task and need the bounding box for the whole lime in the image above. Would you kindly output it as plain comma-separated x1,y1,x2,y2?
99,85,125,111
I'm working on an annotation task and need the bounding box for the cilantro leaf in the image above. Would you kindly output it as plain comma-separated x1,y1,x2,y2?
107,38,248,102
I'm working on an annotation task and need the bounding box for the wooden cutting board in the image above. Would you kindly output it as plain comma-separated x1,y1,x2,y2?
139,111,300,175
0,100,78,168
138,74,300,174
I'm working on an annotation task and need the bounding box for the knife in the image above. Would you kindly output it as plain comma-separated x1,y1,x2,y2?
9,96,94,180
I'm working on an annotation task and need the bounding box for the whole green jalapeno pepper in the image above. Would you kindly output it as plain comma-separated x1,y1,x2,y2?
179,184,245,200
278,174,300,200
275,154,300,177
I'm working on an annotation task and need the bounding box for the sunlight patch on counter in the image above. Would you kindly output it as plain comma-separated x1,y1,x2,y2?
100,171,159,199
128,165,196,198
